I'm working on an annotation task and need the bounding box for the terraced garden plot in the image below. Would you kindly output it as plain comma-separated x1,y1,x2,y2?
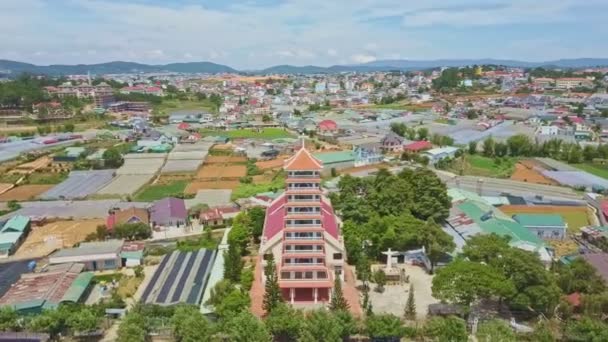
14,219,105,258
0,184,54,201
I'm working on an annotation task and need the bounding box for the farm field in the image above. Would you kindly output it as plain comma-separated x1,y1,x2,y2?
26,172,69,185
135,180,188,202
185,180,241,193
231,173,285,200
14,219,105,258
0,185,54,201
499,205,592,233
200,127,294,140
510,160,557,185
573,163,608,180
153,99,216,116
196,164,246,179
448,155,517,178
256,156,289,170
205,155,247,164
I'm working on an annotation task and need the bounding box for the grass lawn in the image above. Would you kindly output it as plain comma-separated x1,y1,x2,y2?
153,99,216,116
573,163,608,180
134,180,188,202
201,127,295,140
176,234,221,252
27,172,69,185
561,212,591,233
449,155,517,178
231,172,285,200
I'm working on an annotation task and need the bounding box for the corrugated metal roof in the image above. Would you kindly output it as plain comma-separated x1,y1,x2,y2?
51,239,123,258
313,151,355,164
61,272,93,303
1,215,30,233
512,214,566,227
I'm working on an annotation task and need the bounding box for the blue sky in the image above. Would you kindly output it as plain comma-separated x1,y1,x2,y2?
1,0,607,69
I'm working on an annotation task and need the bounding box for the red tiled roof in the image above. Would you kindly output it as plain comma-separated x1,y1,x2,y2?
284,147,323,171
262,195,339,240
404,140,432,152
318,119,338,131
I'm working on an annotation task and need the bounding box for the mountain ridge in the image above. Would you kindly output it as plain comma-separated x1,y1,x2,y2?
2,58,608,76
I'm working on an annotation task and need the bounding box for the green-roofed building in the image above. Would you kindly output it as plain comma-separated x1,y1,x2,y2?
313,151,355,175
512,214,567,240
447,188,552,264
0,215,31,257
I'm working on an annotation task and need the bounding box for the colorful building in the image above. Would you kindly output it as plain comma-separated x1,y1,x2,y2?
259,145,345,305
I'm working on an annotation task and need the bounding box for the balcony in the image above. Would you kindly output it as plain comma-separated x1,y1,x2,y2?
284,236,323,240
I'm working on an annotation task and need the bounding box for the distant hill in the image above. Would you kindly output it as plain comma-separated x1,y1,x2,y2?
2,58,608,76
0,60,237,75
363,58,608,69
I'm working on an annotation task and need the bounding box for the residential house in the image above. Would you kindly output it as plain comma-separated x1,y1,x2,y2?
199,206,241,227
422,146,459,164
317,120,338,134
512,214,567,240
403,140,432,153
49,240,124,271
381,132,405,153
150,197,188,229
313,151,356,175
353,142,383,167
555,78,594,90
106,207,150,231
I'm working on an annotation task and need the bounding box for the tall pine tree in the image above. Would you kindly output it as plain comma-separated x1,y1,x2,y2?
329,270,349,311
404,284,416,320
263,253,283,314
224,243,243,282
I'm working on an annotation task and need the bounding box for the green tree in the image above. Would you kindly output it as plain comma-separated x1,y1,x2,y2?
172,306,212,342
329,271,349,311
432,259,516,306
248,207,266,243
476,319,516,342
365,314,407,340
205,279,235,307
223,311,271,342
215,288,250,318
390,122,408,137
66,307,99,334
404,284,416,320
482,137,495,157
557,258,606,294
224,243,244,282
565,317,608,342
113,222,151,240
468,141,477,155
424,316,468,342
103,147,124,168
303,310,350,342
0,307,19,331
117,310,147,342
373,269,386,293
264,303,304,341
228,212,251,253
417,127,429,140
262,254,283,314
506,134,533,156
494,142,508,157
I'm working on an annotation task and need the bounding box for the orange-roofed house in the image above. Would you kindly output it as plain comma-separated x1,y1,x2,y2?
258,143,345,306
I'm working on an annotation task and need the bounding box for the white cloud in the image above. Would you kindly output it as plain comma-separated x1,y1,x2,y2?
0,0,606,68
351,53,377,64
